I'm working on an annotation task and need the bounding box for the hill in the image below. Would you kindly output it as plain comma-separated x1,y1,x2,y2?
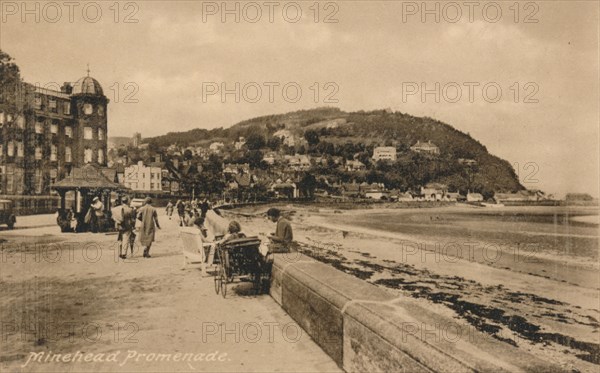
144,107,524,196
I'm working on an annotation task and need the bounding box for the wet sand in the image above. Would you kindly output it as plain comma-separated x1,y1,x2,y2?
224,203,600,373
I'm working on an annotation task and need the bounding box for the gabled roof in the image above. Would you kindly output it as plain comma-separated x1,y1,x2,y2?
52,164,125,190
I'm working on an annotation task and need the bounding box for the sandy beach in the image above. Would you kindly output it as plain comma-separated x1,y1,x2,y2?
222,203,600,373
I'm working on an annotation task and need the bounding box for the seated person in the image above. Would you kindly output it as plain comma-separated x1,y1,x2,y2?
266,208,293,254
214,221,245,275
216,221,245,245
192,216,208,239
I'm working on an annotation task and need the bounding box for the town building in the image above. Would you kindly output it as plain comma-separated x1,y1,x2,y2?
123,161,162,191
1,73,108,195
372,146,397,161
346,160,366,172
410,140,440,155
132,132,142,147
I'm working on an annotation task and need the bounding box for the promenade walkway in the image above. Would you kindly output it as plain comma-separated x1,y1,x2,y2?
0,211,340,372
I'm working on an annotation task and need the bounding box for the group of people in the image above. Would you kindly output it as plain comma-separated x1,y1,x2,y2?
165,198,212,228
111,196,160,259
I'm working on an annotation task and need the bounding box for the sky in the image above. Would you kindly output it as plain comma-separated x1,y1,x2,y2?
1,1,598,198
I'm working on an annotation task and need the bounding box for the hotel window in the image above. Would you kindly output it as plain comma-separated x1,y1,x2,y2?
84,103,93,115
34,96,42,109
49,99,57,112
84,127,93,140
65,147,72,162
35,169,43,194
98,128,105,140
5,165,14,193
98,106,104,117
65,126,73,138
98,149,104,164
84,148,93,163
64,102,71,115
35,120,44,134
50,169,58,185
50,145,57,161
0,112,4,125
15,168,24,194
16,142,24,157
7,142,14,157
35,147,42,160
16,115,24,129
51,123,58,134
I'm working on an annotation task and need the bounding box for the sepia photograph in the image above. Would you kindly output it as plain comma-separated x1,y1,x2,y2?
0,1,598,372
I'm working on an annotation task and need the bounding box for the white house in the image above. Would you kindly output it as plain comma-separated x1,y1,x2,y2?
466,192,484,202
123,161,162,191
372,146,397,161
410,140,440,155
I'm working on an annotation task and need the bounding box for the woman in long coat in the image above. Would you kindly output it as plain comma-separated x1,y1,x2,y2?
137,197,161,258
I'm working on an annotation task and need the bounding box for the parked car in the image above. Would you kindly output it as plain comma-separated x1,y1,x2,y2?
0,200,16,229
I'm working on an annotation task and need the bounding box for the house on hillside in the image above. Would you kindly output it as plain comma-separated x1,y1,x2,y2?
363,183,389,199
445,192,465,202
209,142,225,153
466,192,484,202
372,146,397,161
341,182,361,198
420,183,448,201
270,179,298,199
223,163,250,176
234,137,246,150
410,140,440,155
346,160,366,172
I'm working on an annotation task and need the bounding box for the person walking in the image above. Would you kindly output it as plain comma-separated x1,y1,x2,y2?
176,200,186,227
137,197,160,258
200,198,210,218
118,196,136,259
165,200,174,220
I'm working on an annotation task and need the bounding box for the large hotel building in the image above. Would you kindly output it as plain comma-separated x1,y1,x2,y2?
0,74,108,195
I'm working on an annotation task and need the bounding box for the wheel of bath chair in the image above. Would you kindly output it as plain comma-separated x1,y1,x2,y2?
220,264,227,298
214,250,223,295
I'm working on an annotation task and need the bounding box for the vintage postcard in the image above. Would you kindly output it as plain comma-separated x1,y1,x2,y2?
1,1,598,372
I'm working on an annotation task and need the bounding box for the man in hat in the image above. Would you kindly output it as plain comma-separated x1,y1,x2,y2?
89,196,104,233
137,197,160,258
118,196,136,259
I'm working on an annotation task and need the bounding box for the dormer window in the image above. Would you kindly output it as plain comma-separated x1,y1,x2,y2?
34,96,42,109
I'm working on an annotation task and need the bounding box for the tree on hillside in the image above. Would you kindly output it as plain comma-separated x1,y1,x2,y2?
304,130,320,146
246,134,266,150
267,136,281,151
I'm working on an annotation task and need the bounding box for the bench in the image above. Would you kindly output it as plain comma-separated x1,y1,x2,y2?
180,227,215,276
179,210,231,276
